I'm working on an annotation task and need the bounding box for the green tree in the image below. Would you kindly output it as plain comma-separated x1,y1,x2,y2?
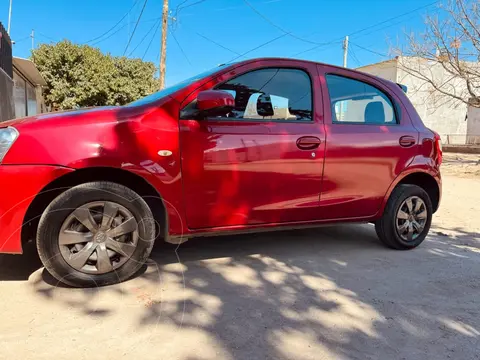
32,40,157,110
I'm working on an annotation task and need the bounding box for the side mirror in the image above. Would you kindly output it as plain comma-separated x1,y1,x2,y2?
197,90,235,117
257,94,274,117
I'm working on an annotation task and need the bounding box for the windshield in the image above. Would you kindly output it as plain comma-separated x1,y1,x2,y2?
127,64,230,107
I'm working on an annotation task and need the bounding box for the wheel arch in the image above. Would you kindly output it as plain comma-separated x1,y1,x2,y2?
378,169,441,218
22,167,169,248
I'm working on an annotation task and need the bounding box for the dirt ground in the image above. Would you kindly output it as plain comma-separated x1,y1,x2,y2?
442,152,480,178
0,153,479,360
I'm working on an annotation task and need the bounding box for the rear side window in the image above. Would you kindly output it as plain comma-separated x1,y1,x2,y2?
325,74,397,124
215,68,313,121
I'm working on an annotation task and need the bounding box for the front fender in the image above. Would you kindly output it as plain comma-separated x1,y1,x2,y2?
3,101,185,238
0,165,74,254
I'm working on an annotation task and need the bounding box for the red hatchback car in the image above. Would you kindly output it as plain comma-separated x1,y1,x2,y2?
0,58,441,287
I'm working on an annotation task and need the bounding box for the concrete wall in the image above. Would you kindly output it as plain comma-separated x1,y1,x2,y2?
397,57,468,144
357,60,397,82
0,68,14,121
358,57,469,144
466,106,480,145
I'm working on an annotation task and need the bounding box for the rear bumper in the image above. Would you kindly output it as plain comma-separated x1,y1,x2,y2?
0,165,73,254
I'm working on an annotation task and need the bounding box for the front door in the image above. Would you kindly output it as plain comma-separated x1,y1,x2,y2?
317,66,419,219
180,63,326,229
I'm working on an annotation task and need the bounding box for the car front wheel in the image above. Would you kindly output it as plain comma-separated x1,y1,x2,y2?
36,181,156,287
375,184,433,250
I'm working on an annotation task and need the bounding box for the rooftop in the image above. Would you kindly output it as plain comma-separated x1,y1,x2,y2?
13,57,47,86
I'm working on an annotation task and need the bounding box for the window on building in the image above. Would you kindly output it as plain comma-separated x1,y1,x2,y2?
214,68,313,121
326,74,397,124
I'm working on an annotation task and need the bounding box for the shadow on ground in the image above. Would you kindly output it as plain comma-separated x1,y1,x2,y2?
0,242,42,281
2,224,480,359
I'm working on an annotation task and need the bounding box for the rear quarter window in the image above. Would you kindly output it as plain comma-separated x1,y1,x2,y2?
325,74,397,125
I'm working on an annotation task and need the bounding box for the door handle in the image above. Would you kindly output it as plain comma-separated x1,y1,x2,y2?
297,136,321,150
399,135,416,147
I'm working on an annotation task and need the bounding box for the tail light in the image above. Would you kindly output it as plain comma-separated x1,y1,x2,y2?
433,131,442,166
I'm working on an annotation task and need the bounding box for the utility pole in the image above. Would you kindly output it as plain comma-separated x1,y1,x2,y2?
30,29,34,51
342,35,349,68
7,0,13,34
159,0,169,90
338,35,349,120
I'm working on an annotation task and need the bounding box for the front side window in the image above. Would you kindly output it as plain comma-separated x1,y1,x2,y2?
326,74,397,124
215,68,313,121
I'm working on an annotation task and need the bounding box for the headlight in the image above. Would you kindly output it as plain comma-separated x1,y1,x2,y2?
0,127,19,163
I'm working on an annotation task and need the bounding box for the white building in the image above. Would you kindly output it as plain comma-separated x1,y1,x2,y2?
12,57,47,118
357,56,480,145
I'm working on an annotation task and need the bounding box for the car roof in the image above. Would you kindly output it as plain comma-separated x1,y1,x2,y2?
232,57,367,74
229,57,399,92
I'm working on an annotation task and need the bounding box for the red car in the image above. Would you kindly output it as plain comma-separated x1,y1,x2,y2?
0,58,441,287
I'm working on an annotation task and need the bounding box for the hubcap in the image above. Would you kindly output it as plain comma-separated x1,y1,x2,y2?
58,201,139,274
395,196,428,242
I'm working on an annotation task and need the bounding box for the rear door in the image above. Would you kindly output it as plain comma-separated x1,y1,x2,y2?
317,65,419,219
180,61,326,229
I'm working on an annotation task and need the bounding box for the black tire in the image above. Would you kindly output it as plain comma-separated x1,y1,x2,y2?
375,184,433,250
37,181,156,287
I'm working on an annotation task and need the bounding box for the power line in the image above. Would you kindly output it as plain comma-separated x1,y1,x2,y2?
351,7,440,42
258,68,279,92
173,0,190,17
168,0,437,67
245,0,438,55
179,0,207,11
292,40,342,57
212,0,283,13
293,0,439,57
171,29,192,66
90,17,160,46
128,18,161,57
142,20,162,60
336,6,441,63
37,32,57,42
228,33,288,63
14,35,34,43
242,0,327,46
349,46,362,67
174,0,207,17
85,0,140,44
196,32,240,55
352,0,439,39
174,1,438,85
123,0,149,56
350,42,388,57
91,23,130,46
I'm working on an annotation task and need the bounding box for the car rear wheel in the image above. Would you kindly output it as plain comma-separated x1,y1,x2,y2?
37,181,156,287
375,184,432,250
